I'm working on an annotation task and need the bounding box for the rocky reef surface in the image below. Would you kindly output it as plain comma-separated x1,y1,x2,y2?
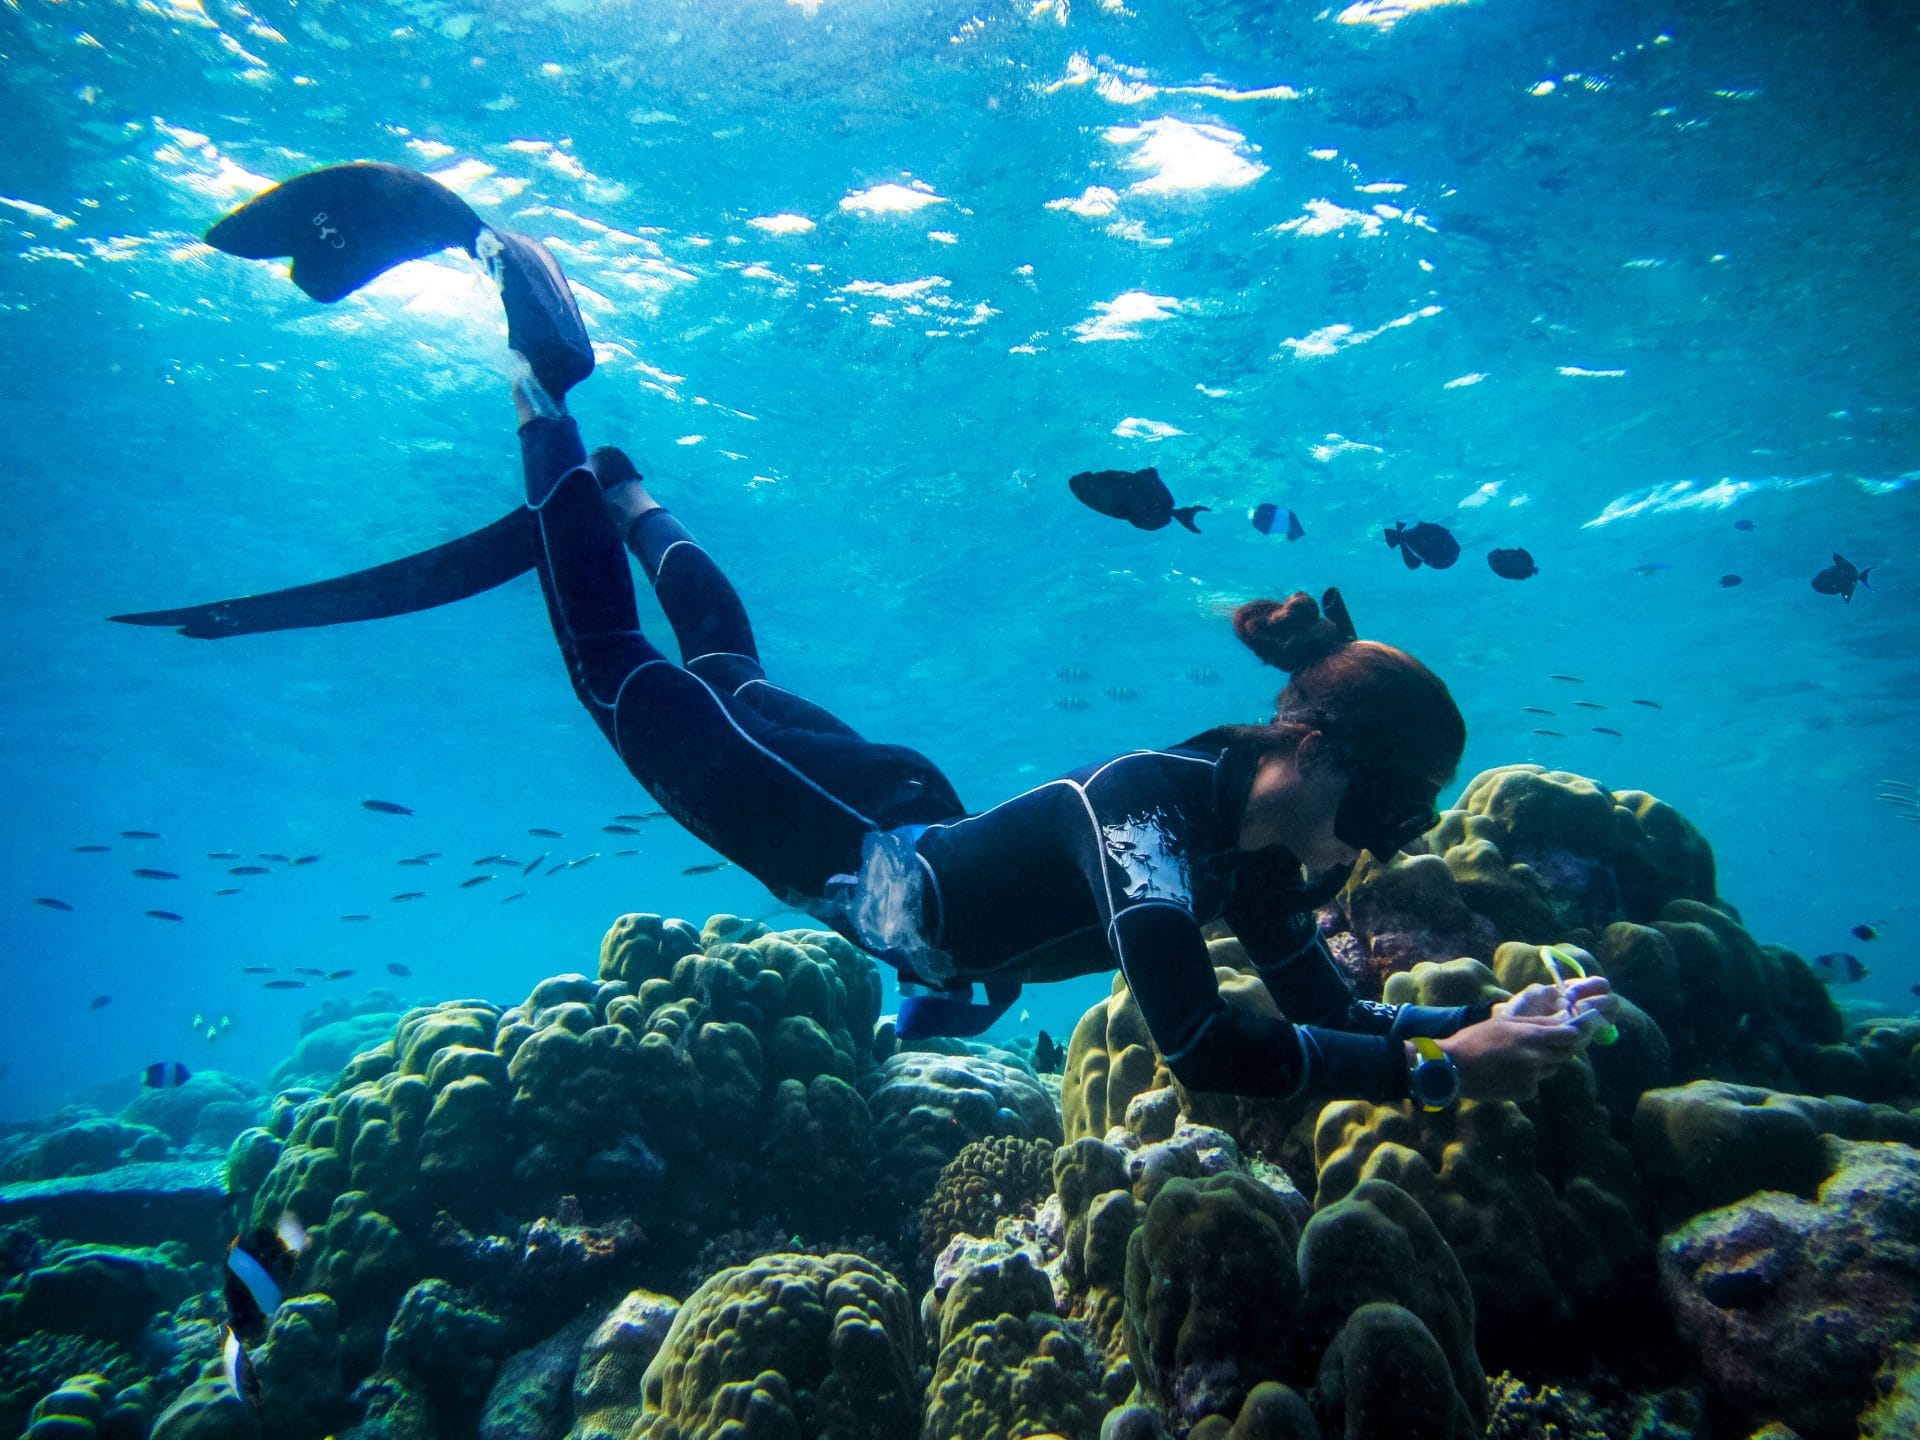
3,764,1916,1440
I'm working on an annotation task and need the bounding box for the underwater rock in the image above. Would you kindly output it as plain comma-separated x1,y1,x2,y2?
922,1306,1106,1440
252,1294,348,1440
566,1288,679,1440
864,1044,1062,1210
270,1010,404,1092
1124,1172,1302,1425
1660,1136,1920,1440
19,1370,151,1439
478,1311,598,1440
1634,1080,1920,1225
917,1134,1057,1271
120,1070,259,1150
1317,1301,1472,1440
1860,1340,1920,1440
346,1278,508,1440
1295,1179,1485,1437
0,1159,229,1251
0,1241,198,1344
1,1116,173,1184
1184,1381,1319,1440
149,1355,257,1440
631,1252,917,1440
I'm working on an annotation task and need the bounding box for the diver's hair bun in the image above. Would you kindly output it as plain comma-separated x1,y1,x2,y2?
1232,593,1348,672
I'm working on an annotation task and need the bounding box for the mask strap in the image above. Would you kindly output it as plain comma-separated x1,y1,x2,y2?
1321,586,1359,643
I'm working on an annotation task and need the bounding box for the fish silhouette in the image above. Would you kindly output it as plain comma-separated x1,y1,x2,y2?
1068,468,1208,532
1810,553,1873,603
1385,521,1460,570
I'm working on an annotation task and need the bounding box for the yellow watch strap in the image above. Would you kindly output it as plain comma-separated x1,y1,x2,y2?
1411,1036,1444,1063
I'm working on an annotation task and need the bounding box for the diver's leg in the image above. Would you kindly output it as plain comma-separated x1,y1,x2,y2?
518,403,673,740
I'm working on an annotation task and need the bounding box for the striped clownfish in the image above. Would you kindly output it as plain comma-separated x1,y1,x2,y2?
221,1211,307,1406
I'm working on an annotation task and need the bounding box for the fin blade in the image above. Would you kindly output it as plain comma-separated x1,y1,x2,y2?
112,508,534,639
206,163,483,303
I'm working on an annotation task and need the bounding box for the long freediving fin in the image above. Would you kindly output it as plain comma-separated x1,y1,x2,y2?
206,162,484,303
110,507,535,639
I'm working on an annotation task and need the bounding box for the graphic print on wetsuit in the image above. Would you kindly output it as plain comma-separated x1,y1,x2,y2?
1100,806,1192,907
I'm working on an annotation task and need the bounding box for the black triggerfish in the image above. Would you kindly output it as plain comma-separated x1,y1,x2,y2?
1068,467,1209,532
1810,553,1873,604
1385,521,1460,570
1487,547,1538,580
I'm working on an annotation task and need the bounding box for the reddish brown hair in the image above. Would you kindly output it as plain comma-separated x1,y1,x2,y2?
1223,592,1466,784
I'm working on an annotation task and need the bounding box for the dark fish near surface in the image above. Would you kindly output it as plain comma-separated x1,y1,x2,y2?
1250,503,1306,541
529,827,565,838
1185,667,1220,684
1719,574,1743,588
133,868,180,880
229,866,271,876
501,891,528,904
147,910,184,922
340,914,371,922
1487,547,1538,580
1384,520,1460,570
1549,674,1584,683
208,851,242,860
603,824,642,834
571,852,600,868
615,849,640,857
34,897,74,911
1068,467,1209,532
1053,695,1089,712
1811,553,1874,603
386,962,412,977
1054,666,1089,682
1630,562,1672,576
263,980,307,989
523,853,547,875
214,888,245,896
145,1061,191,1088
75,844,112,853
1631,699,1663,709
89,994,112,1010
1734,519,1756,531
1852,924,1879,942
397,856,432,867
391,891,427,902
473,854,513,867
1104,685,1137,701
1521,707,1554,716
1811,951,1868,985
121,830,162,839
291,855,322,867
293,967,327,977
546,861,570,877
241,966,276,974
1574,701,1606,710
361,799,414,815
1533,729,1567,738
1593,727,1623,737
325,969,354,981
683,861,732,875
458,874,494,889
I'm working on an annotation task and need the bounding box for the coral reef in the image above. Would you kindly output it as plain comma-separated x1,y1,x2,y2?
565,1288,679,1440
632,1252,917,1440
864,1043,1062,1209
917,1135,1056,1269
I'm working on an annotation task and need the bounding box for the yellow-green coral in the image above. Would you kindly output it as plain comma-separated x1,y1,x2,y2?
633,1252,917,1440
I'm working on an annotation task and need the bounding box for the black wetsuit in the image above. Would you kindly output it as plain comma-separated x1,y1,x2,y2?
521,415,1483,1103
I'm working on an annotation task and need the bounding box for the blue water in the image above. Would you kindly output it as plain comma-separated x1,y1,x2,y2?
2,0,1915,1121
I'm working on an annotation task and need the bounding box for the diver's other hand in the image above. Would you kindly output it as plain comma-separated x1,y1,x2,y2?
1434,1016,1584,1102
1494,975,1618,1027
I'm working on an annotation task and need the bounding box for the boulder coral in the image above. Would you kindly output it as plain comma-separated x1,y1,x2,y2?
1312,1061,1652,1367
862,1044,1062,1210
1660,1136,1920,1440
1123,1172,1302,1424
631,1252,918,1440
1333,765,1719,979
19,1371,150,1439
917,1135,1057,1270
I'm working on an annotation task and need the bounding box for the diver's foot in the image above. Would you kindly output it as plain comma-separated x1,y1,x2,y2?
475,226,595,403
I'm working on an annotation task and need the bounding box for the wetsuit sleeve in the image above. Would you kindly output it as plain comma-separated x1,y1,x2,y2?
1223,851,1489,1041
1072,763,1410,1102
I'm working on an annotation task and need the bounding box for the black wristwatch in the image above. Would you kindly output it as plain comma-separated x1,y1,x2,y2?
1406,1036,1461,1112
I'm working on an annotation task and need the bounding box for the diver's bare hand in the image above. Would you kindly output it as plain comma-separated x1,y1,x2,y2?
1433,1016,1585,1102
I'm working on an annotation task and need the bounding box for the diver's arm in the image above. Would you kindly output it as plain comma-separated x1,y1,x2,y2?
1108,902,1409,1101
1223,852,1489,1040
